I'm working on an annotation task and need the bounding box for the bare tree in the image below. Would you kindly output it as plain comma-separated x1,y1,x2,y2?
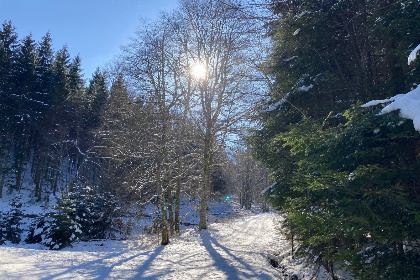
178,0,262,229
119,0,265,238
122,14,191,244
226,145,269,210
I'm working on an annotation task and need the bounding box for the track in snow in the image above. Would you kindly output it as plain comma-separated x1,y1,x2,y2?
0,212,283,280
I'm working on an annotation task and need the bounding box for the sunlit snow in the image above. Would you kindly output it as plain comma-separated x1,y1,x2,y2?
408,43,420,65
362,43,420,132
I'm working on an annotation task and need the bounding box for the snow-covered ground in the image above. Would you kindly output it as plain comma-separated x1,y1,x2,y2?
0,212,285,280
1,187,344,279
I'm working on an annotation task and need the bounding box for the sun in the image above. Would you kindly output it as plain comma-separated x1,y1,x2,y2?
191,62,206,79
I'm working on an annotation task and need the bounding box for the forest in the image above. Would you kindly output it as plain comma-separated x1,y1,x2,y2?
0,0,268,247
1,0,420,279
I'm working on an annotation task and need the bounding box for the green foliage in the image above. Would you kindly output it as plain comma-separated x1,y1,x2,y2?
0,196,23,244
26,185,121,250
261,105,420,278
58,184,120,240
0,21,112,199
42,208,82,250
255,1,420,278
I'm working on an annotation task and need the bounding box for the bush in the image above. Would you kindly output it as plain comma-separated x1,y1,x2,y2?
0,196,23,244
60,184,120,240
26,184,121,249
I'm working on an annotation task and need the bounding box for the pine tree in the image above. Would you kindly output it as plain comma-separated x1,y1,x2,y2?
85,68,108,130
11,34,38,191
32,32,54,200
0,21,19,197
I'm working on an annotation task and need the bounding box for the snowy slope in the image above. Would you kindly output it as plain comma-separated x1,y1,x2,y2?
0,213,283,280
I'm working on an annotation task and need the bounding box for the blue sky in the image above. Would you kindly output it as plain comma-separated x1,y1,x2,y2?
0,0,178,80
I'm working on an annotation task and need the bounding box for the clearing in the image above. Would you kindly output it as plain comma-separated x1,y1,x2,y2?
0,212,285,280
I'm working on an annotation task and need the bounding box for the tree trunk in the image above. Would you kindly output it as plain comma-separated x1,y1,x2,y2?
158,178,170,245
34,154,45,201
157,145,170,245
16,160,24,192
52,171,59,196
167,183,174,235
0,149,11,198
199,130,212,230
175,175,181,234
0,160,7,198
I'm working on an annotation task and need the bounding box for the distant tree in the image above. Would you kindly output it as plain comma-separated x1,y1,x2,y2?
225,145,269,210
11,34,38,191
31,32,55,200
0,21,18,197
85,68,108,130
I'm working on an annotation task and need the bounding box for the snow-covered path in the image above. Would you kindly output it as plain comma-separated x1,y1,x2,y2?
0,213,283,279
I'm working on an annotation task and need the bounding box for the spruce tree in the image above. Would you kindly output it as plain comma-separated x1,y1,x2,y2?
254,0,420,278
85,68,108,130
32,32,54,200
11,34,38,191
0,21,18,197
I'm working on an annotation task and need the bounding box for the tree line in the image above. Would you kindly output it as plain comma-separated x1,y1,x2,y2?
253,0,420,279
0,21,93,200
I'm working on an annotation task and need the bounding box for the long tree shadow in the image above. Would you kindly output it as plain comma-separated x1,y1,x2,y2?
127,245,166,279
39,249,130,280
38,245,165,280
200,230,273,280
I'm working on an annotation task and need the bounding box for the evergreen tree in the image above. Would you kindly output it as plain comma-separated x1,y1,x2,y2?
11,34,38,191
90,73,132,192
0,21,19,120
66,55,87,158
0,21,19,197
32,32,54,200
85,68,108,130
254,1,420,278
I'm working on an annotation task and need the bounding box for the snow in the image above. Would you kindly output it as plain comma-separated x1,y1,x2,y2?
261,183,276,195
362,85,420,131
263,93,290,112
362,43,420,132
408,43,420,65
1,189,345,279
0,213,284,279
284,56,298,62
299,84,313,91
263,99,286,112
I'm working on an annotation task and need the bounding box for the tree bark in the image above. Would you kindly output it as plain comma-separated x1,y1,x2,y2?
0,155,9,198
157,160,170,245
199,129,213,230
167,183,174,235
175,173,181,234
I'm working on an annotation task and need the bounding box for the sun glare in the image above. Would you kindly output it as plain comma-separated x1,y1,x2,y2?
191,62,206,79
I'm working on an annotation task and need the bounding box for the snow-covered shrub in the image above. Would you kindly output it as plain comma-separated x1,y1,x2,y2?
144,216,162,234
26,184,122,249
26,206,82,250
59,184,120,240
0,196,23,244
25,217,49,244
43,210,82,250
